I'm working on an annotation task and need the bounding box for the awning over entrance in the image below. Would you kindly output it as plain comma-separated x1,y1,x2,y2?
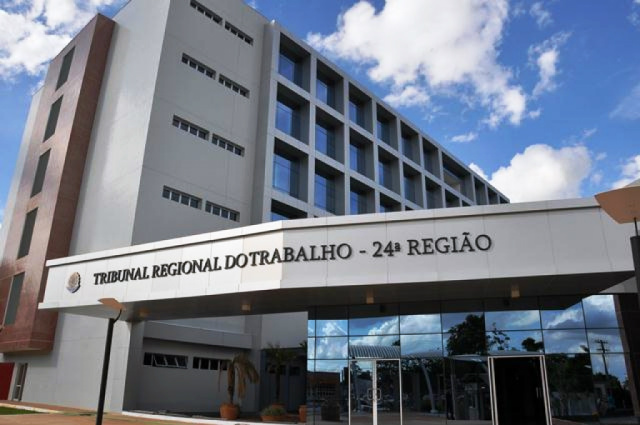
41,198,636,320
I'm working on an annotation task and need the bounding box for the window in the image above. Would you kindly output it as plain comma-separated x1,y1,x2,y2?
43,97,63,141
350,190,367,214
3,273,24,325
218,74,249,98
181,53,215,79
211,133,244,156
17,209,37,258
190,0,222,24
404,175,416,203
275,100,301,139
350,143,366,175
30,150,51,197
193,357,222,370
56,47,75,90
162,186,201,209
402,136,415,161
224,21,253,45
349,100,365,127
273,153,300,198
378,160,393,190
143,352,188,369
315,123,335,159
377,119,390,144
205,201,239,222
172,115,208,140
279,50,302,86
316,77,335,107
315,173,336,213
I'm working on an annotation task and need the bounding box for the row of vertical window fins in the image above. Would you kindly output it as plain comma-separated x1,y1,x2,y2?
172,115,245,157
189,0,253,45
143,352,232,370
181,54,249,98
162,186,239,222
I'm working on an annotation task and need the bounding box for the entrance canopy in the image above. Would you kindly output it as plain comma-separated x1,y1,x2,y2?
41,198,636,320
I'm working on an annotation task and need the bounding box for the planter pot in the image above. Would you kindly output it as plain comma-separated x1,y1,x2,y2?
299,404,307,422
261,414,286,422
220,403,239,420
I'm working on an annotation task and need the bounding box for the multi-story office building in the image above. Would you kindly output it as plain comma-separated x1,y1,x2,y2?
1,1,638,424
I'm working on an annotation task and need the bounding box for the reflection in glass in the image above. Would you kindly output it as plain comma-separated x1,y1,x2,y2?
400,314,441,333
402,358,446,422
590,354,634,418
587,329,625,354
349,336,400,358
543,329,589,354
315,337,348,359
445,357,492,422
546,354,596,420
349,315,399,336
485,309,541,331
308,338,315,359
308,319,315,337
442,312,483,332
541,300,585,329
401,334,442,357
486,330,543,353
583,295,619,329
316,319,347,336
311,360,348,424
443,314,487,355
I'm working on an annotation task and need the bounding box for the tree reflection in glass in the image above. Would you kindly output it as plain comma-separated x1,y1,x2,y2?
546,354,596,421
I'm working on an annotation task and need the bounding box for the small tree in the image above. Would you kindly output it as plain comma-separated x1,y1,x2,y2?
221,352,260,407
265,343,297,403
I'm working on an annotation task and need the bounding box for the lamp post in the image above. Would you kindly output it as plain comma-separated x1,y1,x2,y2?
595,180,640,423
96,298,125,425
595,181,640,306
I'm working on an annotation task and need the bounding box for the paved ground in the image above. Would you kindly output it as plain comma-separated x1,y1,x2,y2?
0,412,213,425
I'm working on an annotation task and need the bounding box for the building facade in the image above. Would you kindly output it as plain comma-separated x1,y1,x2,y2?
1,1,638,424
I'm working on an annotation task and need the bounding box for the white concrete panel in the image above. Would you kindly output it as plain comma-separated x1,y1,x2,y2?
280,228,328,288
432,216,490,281
326,223,389,286
151,247,183,299
178,243,213,297
484,213,556,278
386,219,439,284
124,252,156,301
208,239,243,295
239,232,284,288
548,208,611,273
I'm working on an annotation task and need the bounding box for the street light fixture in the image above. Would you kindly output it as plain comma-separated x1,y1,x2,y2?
96,298,125,425
595,180,640,306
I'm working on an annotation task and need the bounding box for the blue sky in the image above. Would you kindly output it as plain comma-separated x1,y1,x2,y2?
1,0,640,229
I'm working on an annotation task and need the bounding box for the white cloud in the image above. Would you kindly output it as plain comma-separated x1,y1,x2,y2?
307,0,529,127
528,108,542,119
247,0,258,10
530,2,552,28
529,32,570,97
0,0,125,80
384,85,429,108
582,128,597,139
450,132,478,143
471,144,593,202
469,163,489,180
612,155,640,188
610,83,640,120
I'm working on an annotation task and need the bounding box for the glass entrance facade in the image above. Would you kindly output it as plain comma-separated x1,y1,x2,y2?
306,294,640,424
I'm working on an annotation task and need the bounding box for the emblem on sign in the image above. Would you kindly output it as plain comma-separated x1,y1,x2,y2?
66,272,81,293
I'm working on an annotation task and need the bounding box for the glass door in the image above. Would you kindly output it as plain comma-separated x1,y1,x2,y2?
349,359,401,425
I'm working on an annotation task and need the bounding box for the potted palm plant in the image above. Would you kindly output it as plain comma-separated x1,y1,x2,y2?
219,352,259,420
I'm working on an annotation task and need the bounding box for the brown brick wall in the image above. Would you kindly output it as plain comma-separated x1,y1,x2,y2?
0,15,115,353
